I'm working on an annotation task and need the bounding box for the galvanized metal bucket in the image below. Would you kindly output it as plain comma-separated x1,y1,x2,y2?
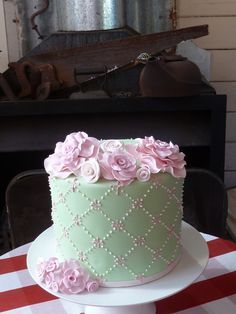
3,0,173,58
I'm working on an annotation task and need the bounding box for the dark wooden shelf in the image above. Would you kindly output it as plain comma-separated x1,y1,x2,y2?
0,95,226,116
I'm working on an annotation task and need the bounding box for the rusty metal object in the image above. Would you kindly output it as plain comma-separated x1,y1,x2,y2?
139,55,202,97
74,65,108,91
79,25,208,96
0,25,208,100
36,63,62,100
21,24,209,94
79,61,143,96
8,61,38,98
30,0,50,40
0,73,17,100
7,61,61,100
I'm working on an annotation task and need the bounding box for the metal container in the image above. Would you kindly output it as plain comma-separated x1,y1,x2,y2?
56,0,125,31
3,0,173,59
126,0,173,34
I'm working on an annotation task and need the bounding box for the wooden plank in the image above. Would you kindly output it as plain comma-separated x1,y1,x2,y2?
178,17,236,49
177,0,236,17
176,1,236,189
3,0,22,62
210,50,236,81
212,82,236,112
0,1,8,72
225,143,236,170
226,112,236,142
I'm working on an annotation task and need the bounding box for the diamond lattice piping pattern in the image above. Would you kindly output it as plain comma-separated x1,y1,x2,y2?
50,174,183,285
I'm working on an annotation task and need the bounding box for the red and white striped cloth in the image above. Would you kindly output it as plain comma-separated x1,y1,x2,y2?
1,234,236,313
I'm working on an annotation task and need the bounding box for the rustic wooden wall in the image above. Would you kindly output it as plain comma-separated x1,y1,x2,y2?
177,0,236,187
0,0,8,72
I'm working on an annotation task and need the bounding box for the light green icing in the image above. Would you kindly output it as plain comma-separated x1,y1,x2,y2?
50,173,184,285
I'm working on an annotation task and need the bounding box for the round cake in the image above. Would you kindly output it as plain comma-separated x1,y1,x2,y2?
44,132,186,289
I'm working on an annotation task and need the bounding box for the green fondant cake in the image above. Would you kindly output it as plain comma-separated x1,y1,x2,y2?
45,132,186,287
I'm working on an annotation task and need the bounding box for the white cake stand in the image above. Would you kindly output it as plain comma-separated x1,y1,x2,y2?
27,222,209,314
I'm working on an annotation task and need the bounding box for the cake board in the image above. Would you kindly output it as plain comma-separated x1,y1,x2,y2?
27,221,209,314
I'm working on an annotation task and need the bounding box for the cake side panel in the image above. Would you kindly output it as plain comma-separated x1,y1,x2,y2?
49,174,184,286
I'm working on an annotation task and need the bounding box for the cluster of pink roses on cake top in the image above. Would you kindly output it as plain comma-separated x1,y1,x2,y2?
37,257,99,294
44,131,186,185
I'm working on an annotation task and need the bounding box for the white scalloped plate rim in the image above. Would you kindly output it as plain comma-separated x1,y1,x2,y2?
27,221,209,307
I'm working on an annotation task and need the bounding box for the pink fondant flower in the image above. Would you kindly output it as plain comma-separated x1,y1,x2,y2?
60,268,88,294
136,136,186,177
36,257,60,282
60,260,90,294
45,257,60,272
44,153,75,179
136,166,151,182
36,258,47,282
139,155,160,173
99,150,137,185
44,132,100,178
45,271,56,288
44,132,186,181
100,139,123,152
36,257,100,295
86,279,100,292
80,158,100,183
62,132,99,159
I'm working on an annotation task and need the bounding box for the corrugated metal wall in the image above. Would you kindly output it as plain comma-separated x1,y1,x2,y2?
2,0,173,60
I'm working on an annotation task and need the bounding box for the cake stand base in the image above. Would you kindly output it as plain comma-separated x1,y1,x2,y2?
27,222,209,314
83,303,156,314
60,300,156,314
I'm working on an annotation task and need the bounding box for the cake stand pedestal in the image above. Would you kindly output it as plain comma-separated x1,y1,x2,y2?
27,222,209,314
83,303,156,314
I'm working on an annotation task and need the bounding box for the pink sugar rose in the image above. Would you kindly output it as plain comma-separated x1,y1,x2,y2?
44,153,75,179
136,166,151,182
59,259,90,294
100,139,123,152
60,268,89,294
86,279,100,292
61,132,99,159
45,257,60,272
45,272,57,289
35,258,61,285
162,153,186,177
51,280,60,292
45,267,65,292
36,258,47,282
136,136,186,178
36,257,100,294
80,158,100,183
139,154,161,173
99,149,137,185
44,131,100,178
44,132,186,181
